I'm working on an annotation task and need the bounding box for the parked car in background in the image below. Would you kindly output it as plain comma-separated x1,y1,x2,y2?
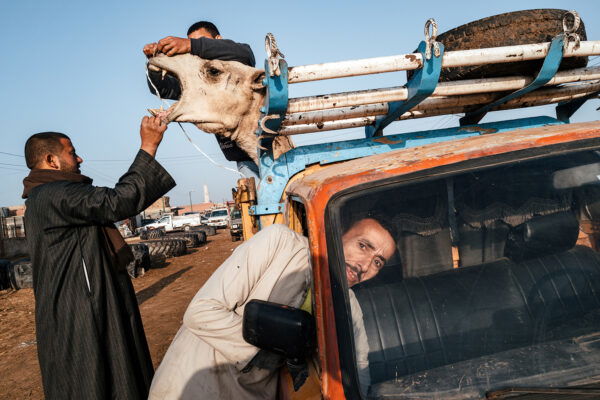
206,208,230,228
229,208,242,241
142,213,202,232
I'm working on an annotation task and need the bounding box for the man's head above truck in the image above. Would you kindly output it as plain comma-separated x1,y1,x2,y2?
186,21,221,40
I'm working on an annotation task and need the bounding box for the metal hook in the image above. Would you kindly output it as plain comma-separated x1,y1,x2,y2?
424,18,441,60
563,10,581,34
259,114,280,135
562,10,581,50
265,33,285,77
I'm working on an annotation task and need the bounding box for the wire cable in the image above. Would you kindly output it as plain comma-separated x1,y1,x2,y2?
0,151,24,158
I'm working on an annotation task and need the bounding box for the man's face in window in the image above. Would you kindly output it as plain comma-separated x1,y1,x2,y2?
342,218,396,287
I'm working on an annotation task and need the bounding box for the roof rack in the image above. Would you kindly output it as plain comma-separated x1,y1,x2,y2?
260,15,600,137
248,12,600,217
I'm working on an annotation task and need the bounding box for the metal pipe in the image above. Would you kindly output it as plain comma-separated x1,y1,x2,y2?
287,66,600,114
287,41,600,83
278,81,600,135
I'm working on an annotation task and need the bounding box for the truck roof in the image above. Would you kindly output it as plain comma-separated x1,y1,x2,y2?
286,120,600,206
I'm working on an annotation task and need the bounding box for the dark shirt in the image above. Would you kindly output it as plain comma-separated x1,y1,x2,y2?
147,38,256,162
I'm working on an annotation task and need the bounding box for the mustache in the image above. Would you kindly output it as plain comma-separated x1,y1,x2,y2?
346,263,363,282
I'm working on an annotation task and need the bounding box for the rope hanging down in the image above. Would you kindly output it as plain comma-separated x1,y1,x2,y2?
145,64,246,178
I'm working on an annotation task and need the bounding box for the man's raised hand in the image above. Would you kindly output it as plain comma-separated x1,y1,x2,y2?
157,36,192,56
140,116,168,157
143,42,158,57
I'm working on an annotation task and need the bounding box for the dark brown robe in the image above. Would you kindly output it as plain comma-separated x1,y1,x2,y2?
23,150,176,399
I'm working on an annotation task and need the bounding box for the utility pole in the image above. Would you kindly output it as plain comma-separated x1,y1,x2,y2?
189,190,195,213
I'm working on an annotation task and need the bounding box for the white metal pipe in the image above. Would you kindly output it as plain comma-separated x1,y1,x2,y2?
278,82,600,135
288,40,600,83
287,66,600,114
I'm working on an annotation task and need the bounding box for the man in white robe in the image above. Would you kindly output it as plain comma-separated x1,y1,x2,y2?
149,218,395,399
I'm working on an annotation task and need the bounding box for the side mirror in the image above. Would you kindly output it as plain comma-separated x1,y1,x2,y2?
243,299,315,360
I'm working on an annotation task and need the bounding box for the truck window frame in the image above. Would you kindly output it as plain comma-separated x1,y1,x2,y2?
324,138,600,399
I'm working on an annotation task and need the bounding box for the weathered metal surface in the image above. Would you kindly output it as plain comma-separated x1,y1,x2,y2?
287,66,600,115
279,82,600,135
253,117,562,215
287,40,600,83
288,120,600,201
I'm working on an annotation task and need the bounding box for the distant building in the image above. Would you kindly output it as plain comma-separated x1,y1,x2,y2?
143,196,172,219
175,202,215,215
203,184,210,203
0,205,26,238
2,205,26,217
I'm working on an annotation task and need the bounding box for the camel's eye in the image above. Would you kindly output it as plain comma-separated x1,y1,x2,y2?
207,67,222,77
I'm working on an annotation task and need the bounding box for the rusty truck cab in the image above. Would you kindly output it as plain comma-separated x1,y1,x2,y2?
255,121,600,399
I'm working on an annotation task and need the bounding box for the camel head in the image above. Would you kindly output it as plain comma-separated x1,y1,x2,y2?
148,54,292,163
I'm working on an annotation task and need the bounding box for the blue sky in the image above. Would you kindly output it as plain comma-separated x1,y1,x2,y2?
1,1,599,208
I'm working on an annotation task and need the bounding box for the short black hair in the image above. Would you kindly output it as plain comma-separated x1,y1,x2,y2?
342,212,397,242
187,21,220,38
24,132,70,169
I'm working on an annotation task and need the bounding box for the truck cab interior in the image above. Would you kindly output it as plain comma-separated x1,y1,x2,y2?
332,149,600,399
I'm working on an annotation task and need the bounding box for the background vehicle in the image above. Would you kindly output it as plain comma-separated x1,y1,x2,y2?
206,208,230,228
233,9,600,400
229,208,243,241
142,213,202,232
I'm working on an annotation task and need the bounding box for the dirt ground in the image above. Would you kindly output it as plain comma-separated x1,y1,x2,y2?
0,230,242,399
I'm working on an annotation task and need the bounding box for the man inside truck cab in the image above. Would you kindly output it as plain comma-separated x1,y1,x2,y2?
148,217,396,400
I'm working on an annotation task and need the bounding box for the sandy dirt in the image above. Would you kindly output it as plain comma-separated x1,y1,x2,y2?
0,230,242,399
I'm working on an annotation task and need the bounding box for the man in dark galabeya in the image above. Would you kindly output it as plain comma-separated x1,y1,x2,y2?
22,116,176,399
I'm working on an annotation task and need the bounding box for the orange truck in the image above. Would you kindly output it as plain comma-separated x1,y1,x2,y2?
236,10,600,400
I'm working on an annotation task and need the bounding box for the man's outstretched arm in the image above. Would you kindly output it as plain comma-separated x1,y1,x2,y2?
41,116,176,226
182,225,311,370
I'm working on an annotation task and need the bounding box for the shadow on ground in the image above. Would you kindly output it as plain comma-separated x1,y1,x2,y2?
137,266,192,305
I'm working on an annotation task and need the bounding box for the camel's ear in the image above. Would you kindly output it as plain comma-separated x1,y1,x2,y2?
251,70,266,91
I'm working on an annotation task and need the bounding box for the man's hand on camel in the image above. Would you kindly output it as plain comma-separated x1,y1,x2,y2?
140,116,168,157
156,36,192,56
143,42,159,57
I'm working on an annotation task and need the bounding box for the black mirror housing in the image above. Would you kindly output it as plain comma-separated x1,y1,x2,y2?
243,299,315,360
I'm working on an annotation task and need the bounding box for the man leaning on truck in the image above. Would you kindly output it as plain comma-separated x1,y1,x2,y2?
148,217,395,399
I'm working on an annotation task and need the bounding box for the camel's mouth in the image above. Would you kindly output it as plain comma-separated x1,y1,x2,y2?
147,58,184,122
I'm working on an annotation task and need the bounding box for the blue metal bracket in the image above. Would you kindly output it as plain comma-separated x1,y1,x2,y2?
251,116,563,215
249,203,284,216
260,58,289,133
460,35,565,126
365,40,444,138
256,58,289,177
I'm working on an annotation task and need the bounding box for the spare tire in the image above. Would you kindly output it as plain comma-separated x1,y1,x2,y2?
408,9,588,82
142,239,187,258
10,259,33,290
0,259,11,290
140,228,166,241
196,231,207,244
194,225,217,236
166,232,201,248
126,243,151,278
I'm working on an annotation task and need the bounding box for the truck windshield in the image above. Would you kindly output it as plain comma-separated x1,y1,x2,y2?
332,149,600,399
231,209,241,219
210,210,228,217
